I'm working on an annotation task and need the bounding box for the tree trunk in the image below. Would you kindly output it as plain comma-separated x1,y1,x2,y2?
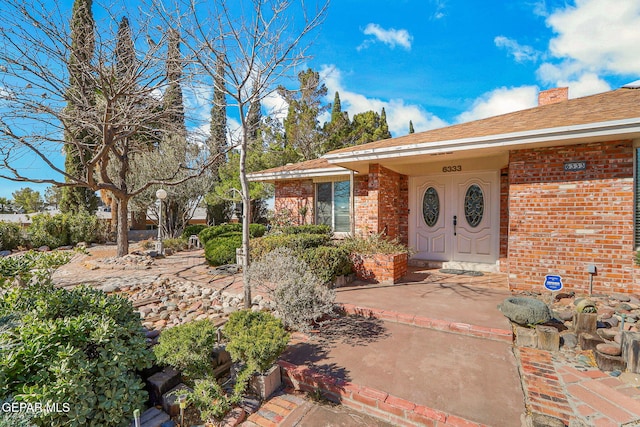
240,137,251,309
116,196,130,257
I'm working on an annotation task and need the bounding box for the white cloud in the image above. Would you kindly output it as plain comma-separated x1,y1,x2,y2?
537,64,611,97
431,0,447,20
455,86,539,123
358,23,413,51
320,65,446,135
494,36,540,62
544,0,640,76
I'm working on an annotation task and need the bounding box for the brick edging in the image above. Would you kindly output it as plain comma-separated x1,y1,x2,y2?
277,360,488,427
339,303,513,343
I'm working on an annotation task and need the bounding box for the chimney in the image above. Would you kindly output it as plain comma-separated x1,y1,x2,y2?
538,87,568,106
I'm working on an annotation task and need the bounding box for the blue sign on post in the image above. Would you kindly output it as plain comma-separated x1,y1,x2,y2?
544,275,563,292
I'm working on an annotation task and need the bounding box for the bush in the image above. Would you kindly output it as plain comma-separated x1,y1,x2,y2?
153,320,220,381
248,248,335,331
250,233,331,261
182,224,208,240
340,232,410,255
278,224,332,235
0,222,23,251
0,250,73,288
0,284,153,427
26,212,101,249
163,237,188,252
301,245,352,285
199,223,265,245
224,310,289,373
27,213,69,248
204,233,242,266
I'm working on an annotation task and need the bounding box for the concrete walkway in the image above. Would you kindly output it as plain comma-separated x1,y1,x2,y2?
272,268,525,427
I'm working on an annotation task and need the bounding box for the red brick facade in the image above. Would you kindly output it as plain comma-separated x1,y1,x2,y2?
507,140,636,294
272,140,639,294
273,179,314,225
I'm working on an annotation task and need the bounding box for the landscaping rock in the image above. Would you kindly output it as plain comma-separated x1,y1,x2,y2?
498,297,551,325
596,343,621,356
560,331,578,349
0,250,12,257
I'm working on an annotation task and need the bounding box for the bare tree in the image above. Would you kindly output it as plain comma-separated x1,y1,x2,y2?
162,0,330,307
0,1,222,256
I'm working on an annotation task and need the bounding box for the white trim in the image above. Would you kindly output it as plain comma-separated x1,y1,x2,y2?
248,167,353,182
324,117,640,163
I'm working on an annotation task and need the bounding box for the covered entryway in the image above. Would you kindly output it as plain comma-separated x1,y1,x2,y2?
409,170,499,269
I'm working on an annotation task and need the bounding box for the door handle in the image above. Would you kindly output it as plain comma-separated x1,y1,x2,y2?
453,215,457,236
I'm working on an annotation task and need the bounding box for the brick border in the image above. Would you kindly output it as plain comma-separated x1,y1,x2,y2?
278,360,488,427
339,303,513,343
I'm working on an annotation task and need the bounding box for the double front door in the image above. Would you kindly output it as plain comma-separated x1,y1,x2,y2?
409,171,499,264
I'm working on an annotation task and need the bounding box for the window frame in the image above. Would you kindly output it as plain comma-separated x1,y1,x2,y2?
315,180,351,235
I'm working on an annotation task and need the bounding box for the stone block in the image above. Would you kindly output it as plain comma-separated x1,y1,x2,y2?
146,368,181,406
249,365,282,400
130,407,170,427
536,325,560,352
162,383,192,417
595,350,626,372
579,333,604,351
515,326,537,348
621,331,640,374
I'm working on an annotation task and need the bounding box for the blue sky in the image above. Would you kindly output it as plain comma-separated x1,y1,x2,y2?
2,0,640,199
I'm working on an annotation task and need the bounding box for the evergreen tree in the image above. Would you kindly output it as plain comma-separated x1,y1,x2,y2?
164,28,185,135
206,56,231,225
409,120,415,134
60,0,98,214
374,107,392,140
322,91,351,153
279,68,328,160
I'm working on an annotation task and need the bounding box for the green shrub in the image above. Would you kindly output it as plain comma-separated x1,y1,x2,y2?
0,222,24,251
250,233,331,260
0,284,153,427
301,245,352,285
248,248,336,331
249,223,267,238
26,213,101,249
182,224,208,240
0,250,72,288
224,310,289,373
204,233,242,266
163,237,187,252
199,223,267,245
340,232,410,255
279,224,332,235
66,212,100,244
153,319,220,381
27,213,69,248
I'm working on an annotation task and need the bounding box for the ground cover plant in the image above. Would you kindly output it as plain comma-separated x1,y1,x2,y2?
0,250,73,288
0,284,153,427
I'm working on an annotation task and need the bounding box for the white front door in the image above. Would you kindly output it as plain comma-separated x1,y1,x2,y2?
409,171,499,265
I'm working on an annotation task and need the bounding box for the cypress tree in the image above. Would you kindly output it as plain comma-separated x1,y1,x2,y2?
60,0,99,214
409,120,415,134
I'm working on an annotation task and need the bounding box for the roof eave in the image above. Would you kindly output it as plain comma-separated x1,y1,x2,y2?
324,117,640,164
247,167,354,182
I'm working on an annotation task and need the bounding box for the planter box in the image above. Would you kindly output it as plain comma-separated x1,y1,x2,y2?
249,364,282,400
350,253,408,284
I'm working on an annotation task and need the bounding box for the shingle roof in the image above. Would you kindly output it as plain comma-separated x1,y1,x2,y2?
326,87,640,155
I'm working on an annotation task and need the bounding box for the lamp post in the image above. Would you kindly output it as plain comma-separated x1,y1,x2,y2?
155,188,167,255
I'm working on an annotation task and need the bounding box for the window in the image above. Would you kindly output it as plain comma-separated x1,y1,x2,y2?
636,147,640,248
316,180,351,232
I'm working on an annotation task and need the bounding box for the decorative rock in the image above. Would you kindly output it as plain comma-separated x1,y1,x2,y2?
597,328,618,341
611,294,631,302
596,343,622,356
37,245,51,252
575,299,597,314
556,310,574,321
595,350,626,372
560,331,578,349
0,250,11,257
531,413,565,427
498,297,551,325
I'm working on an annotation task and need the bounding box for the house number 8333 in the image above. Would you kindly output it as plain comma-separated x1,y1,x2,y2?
442,165,462,173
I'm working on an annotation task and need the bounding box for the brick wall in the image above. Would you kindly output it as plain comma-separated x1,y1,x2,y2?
274,179,314,225
354,164,409,245
508,140,635,294
499,167,509,272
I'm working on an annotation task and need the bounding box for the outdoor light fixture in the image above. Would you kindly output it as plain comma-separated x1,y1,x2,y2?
156,189,167,255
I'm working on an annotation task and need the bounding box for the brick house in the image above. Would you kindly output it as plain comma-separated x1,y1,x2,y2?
249,84,640,294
